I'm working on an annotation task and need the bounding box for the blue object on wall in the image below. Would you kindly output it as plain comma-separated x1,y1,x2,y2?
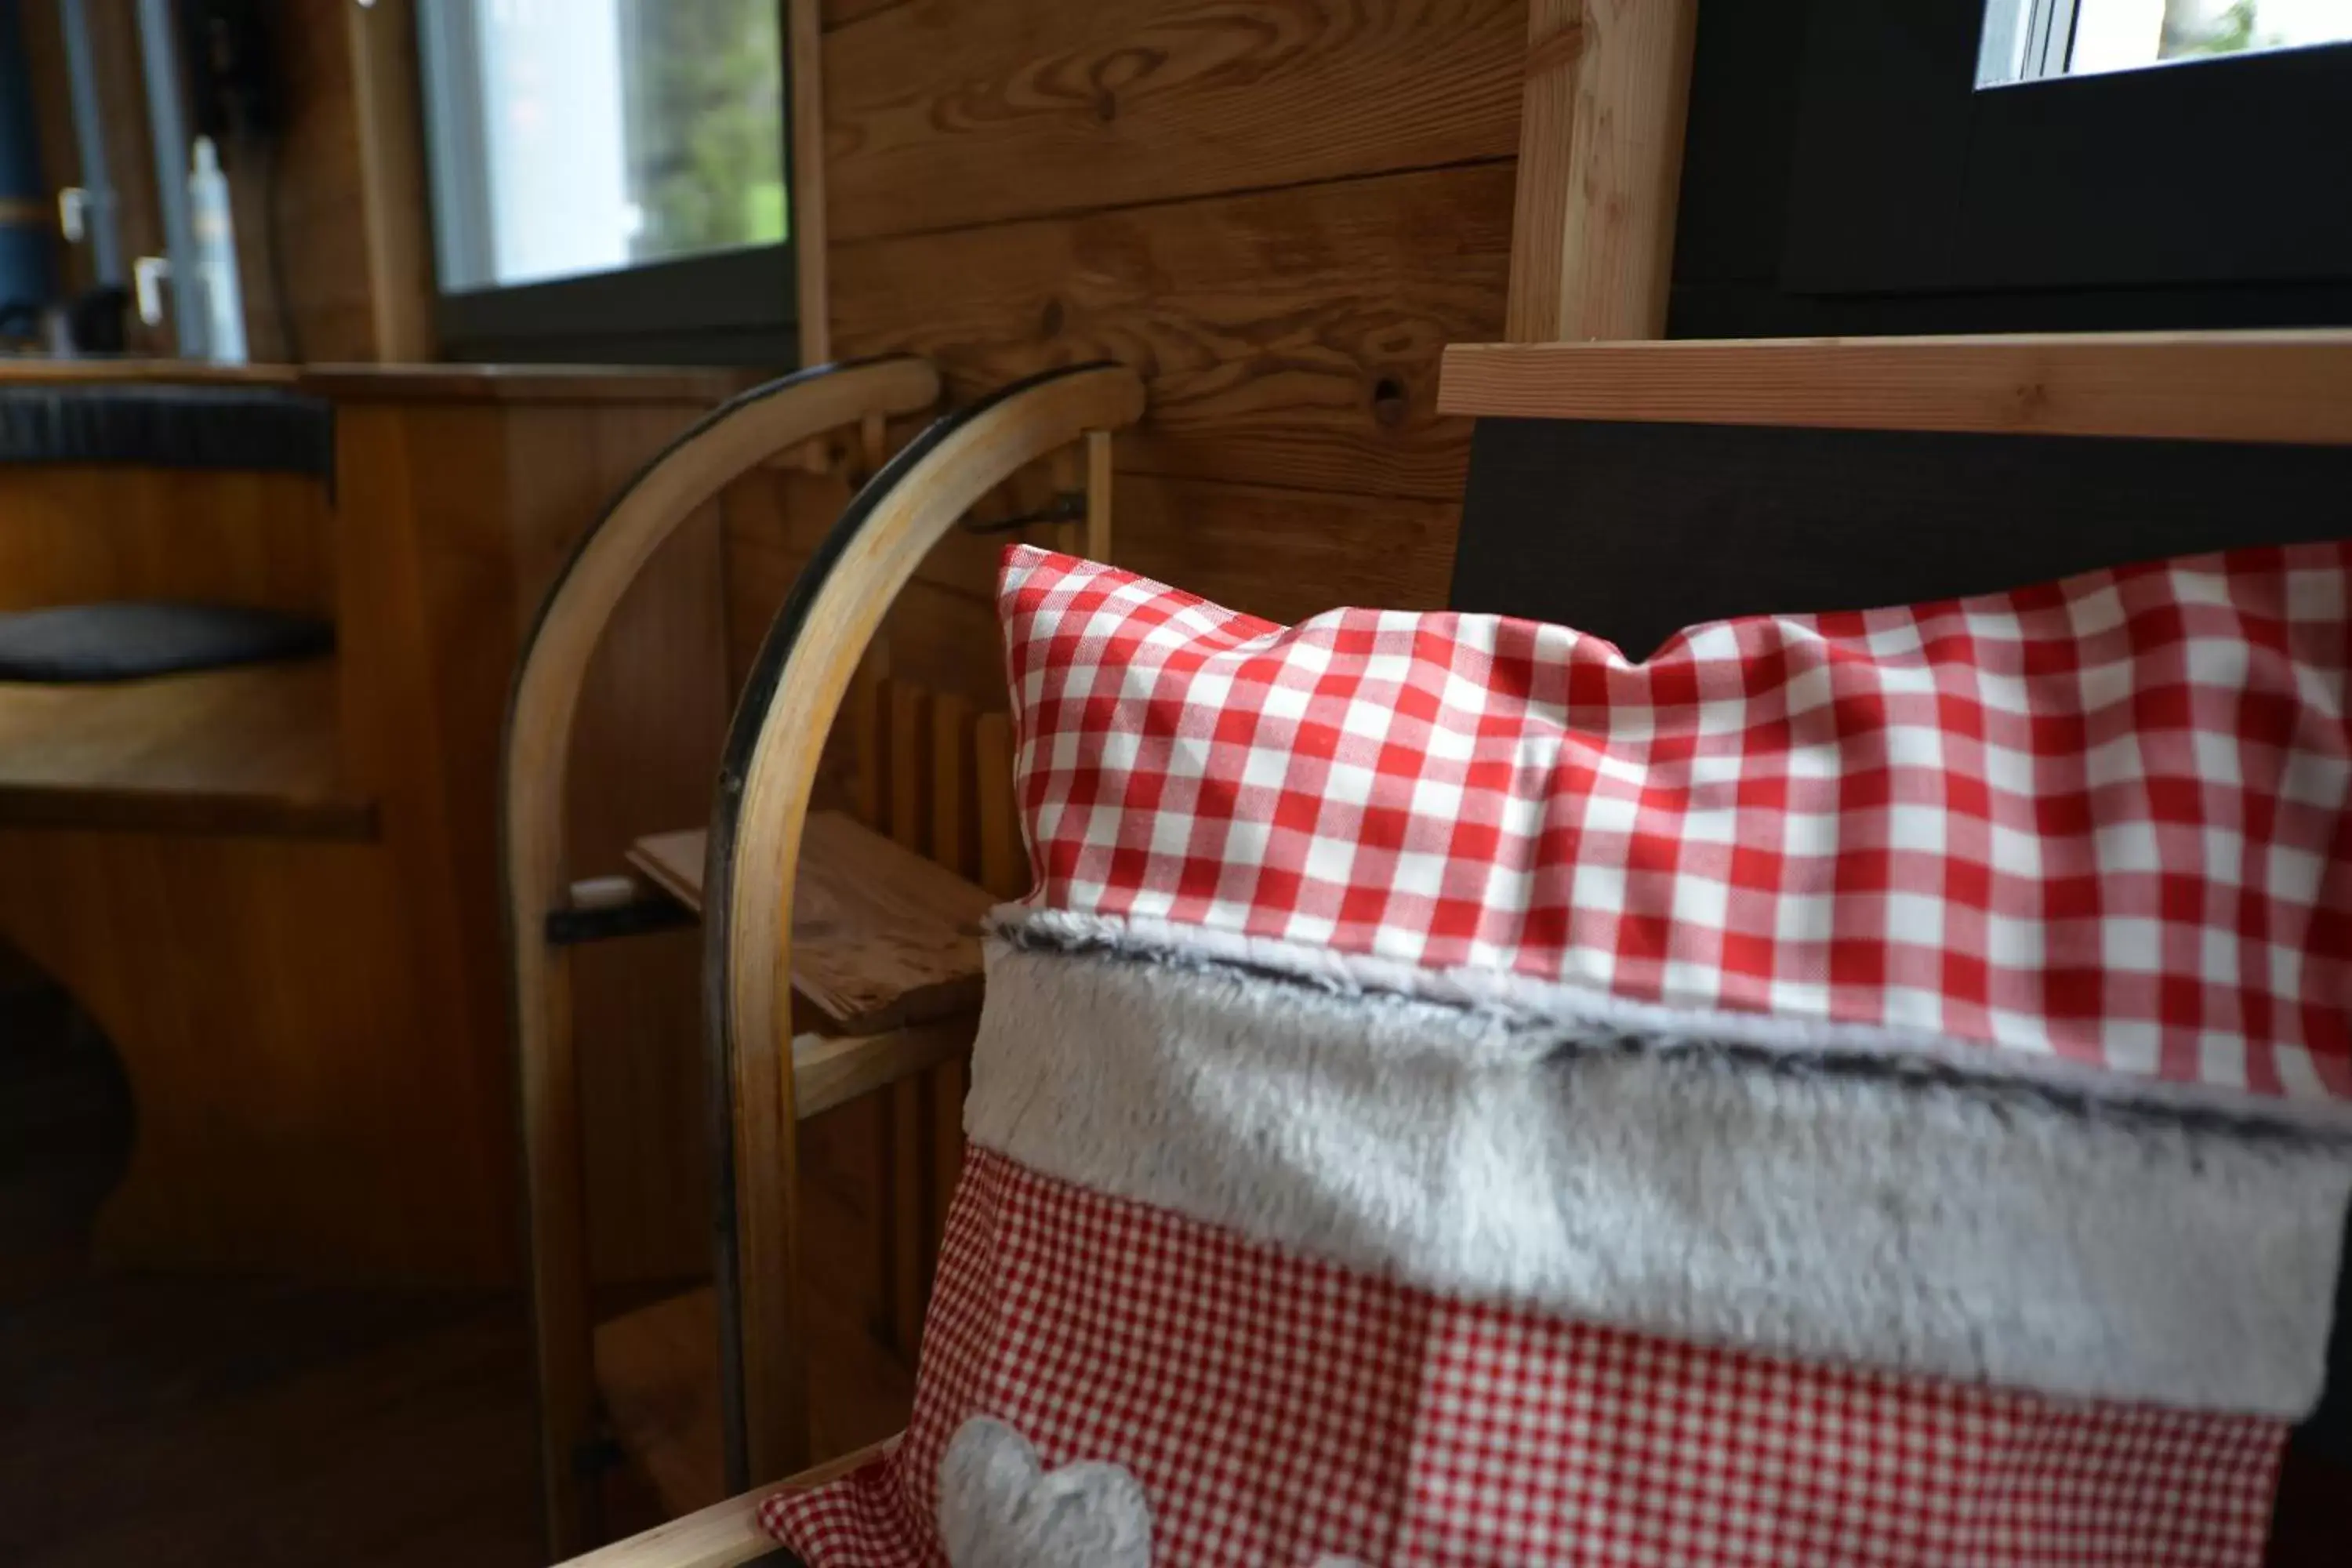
0,0,57,328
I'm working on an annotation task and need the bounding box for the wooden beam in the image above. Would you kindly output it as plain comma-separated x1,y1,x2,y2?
1504,0,1697,343
789,0,831,365
346,0,437,361
1438,331,2352,446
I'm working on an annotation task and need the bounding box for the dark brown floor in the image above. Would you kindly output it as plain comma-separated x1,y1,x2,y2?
5,948,2344,1565
0,956,546,1568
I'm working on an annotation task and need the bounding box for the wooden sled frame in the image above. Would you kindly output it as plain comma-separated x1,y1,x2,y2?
540,359,1143,1566
503,356,942,1555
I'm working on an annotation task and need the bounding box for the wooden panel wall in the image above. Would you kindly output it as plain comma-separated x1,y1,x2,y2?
0,467,331,616
0,368,738,1287
323,376,742,1288
244,4,383,361
729,0,1525,686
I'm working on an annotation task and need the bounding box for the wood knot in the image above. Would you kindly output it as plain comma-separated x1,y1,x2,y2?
1039,296,1066,338
1370,376,1409,428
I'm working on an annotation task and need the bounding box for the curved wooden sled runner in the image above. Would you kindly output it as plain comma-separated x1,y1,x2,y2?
710,361,1145,1498
516,358,1142,1563
503,356,942,1556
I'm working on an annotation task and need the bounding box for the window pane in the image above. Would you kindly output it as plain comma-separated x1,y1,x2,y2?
421,0,786,294
1980,0,2352,85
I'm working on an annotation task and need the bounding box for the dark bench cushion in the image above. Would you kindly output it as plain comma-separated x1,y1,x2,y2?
0,386,334,479
0,602,334,683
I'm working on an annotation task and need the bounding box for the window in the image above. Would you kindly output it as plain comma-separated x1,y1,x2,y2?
1980,0,2352,85
416,0,796,363
1668,0,2352,337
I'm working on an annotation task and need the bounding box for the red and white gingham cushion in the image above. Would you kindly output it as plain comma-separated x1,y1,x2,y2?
764,1148,2285,1566
999,543,2352,1101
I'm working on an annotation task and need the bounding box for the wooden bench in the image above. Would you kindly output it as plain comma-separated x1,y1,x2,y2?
0,361,771,1289
0,661,372,839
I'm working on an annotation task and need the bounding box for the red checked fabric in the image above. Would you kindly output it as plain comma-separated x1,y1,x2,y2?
998,543,2352,1101
764,1149,2285,1567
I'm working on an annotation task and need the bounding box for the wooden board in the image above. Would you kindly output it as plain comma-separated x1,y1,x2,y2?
824,0,1523,241
627,829,710,911
1436,332,2352,444
0,361,302,386
790,0,833,365
1505,0,1697,341
626,811,993,1035
593,1283,913,1521
0,662,374,840
822,0,913,30
303,365,745,405
245,2,379,360
728,473,1461,720
0,466,332,619
346,0,438,361
0,826,509,1282
833,162,1515,502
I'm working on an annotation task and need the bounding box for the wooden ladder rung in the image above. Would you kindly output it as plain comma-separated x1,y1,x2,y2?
621,809,995,1035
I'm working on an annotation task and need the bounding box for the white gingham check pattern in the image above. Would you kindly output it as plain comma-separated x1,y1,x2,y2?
764,1148,2285,1566
997,543,2352,1102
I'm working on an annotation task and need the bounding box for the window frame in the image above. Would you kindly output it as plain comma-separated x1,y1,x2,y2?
413,0,799,366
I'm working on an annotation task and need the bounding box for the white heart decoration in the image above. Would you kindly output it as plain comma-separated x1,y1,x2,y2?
937,1415,1154,1568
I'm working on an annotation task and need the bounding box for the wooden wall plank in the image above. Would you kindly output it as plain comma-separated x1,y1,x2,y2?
725,469,1459,663
973,713,1024,902
0,829,507,1280
18,0,84,296
824,0,1524,241
822,0,911,30
1505,0,1697,342
346,0,438,361
720,466,852,688
256,7,379,361
0,468,332,616
330,390,728,1287
790,0,833,365
1112,474,1457,622
833,162,1515,502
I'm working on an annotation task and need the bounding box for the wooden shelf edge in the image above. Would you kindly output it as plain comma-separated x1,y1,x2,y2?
625,829,707,914
0,786,378,840
0,662,377,842
626,811,995,1035
1436,332,2352,445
